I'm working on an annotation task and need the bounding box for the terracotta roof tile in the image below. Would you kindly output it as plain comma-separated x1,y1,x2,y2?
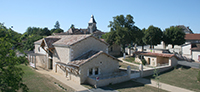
185,34,200,40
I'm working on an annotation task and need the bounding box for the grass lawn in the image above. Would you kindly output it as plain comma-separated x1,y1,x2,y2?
119,62,139,70
146,65,200,92
124,57,140,65
18,64,75,92
108,80,168,92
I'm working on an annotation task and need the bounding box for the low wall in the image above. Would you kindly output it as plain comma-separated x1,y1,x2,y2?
141,65,173,77
87,74,130,87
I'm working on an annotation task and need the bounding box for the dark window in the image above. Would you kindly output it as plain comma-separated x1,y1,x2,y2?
95,68,98,75
110,47,113,52
89,68,92,75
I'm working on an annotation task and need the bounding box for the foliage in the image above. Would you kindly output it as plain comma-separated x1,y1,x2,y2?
143,25,163,48
22,35,43,51
0,37,28,91
50,28,64,34
70,24,75,29
153,68,160,92
163,26,185,48
107,14,138,53
54,21,60,29
141,59,147,65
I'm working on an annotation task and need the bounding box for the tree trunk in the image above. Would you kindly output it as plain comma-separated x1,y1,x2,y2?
122,44,126,59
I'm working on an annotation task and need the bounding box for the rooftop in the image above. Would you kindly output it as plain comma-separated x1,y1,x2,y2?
185,34,200,40
134,51,175,58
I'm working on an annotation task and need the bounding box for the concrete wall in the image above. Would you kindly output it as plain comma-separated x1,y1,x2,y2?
87,75,130,87
142,65,173,77
35,44,47,54
144,56,157,66
169,57,178,66
192,51,200,62
182,44,191,55
79,54,119,83
71,37,108,60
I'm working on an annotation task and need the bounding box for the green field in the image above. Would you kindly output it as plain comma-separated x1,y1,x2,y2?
18,64,74,92
146,65,200,92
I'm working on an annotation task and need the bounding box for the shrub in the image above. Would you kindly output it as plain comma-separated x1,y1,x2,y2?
141,59,147,65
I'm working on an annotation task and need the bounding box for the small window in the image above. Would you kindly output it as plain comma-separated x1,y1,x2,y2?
38,47,40,52
95,68,98,75
110,47,113,52
89,68,92,75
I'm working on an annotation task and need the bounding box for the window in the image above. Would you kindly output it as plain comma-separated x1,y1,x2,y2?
89,68,92,75
95,68,98,75
38,47,40,52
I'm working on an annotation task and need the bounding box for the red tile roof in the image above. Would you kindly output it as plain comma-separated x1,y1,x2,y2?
134,51,175,58
185,34,200,40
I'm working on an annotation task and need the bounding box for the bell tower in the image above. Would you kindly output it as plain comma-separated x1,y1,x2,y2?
88,15,97,34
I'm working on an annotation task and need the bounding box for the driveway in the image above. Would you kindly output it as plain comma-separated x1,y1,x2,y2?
178,61,200,69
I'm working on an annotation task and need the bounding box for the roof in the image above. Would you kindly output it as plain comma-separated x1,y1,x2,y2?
44,38,60,48
88,15,96,23
191,44,200,51
134,51,175,58
185,34,200,40
177,25,193,34
34,34,108,47
68,50,121,67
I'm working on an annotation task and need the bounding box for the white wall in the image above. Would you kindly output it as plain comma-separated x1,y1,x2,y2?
182,44,191,55
192,51,200,62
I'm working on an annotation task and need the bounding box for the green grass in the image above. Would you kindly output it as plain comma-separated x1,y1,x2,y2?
146,65,200,92
18,64,75,92
124,57,140,65
119,62,139,70
107,80,168,92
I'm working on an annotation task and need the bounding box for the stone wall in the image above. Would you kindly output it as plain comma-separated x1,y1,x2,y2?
71,37,108,60
86,74,130,87
141,65,173,77
80,53,119,83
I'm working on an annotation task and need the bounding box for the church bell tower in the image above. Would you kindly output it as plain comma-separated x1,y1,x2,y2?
88,15,97,34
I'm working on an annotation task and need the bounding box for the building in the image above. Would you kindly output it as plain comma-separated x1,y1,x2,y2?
134,51,178,67
28,34,131,87
53,15,104,38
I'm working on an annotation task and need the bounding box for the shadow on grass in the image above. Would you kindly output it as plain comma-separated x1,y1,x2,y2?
107,80,145,90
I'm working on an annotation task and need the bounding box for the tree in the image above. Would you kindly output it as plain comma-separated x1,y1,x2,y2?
135,28,145,51
40,27,50,36
54,21,60,29
163,26,185,48
0,23,28,92
70,24,75,29
50,28,64,34
107,14,136,53
143,25,163,48
153,68,160,92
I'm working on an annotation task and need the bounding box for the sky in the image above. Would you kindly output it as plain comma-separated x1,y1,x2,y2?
1,0,200,34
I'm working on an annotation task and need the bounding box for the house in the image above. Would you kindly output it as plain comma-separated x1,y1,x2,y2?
133,51,178,67
100,39,121,57
28,34,131,87
181,34,200,61
53,15,104,38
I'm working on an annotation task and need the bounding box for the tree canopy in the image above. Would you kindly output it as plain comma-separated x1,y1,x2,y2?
143,25,163,48
0,23,28,92
163,26,185,48
106,14,137,52
54,21,60,29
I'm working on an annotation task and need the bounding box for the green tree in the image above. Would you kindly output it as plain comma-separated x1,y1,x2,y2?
70,24,75,29
40,27,51,36
0,24,28,92
50,28,64,34
153,68,160,92
135,28,145,51
163,26,185,48
143,25,163,48
107,14,136,53
23,35,43,51
54,21,60,29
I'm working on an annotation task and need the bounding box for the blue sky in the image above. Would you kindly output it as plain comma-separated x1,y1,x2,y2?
1,0,200,34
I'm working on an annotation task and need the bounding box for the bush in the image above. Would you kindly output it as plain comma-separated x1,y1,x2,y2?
141,59,147,65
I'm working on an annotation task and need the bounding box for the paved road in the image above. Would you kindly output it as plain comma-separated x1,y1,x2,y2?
178,61,200,69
